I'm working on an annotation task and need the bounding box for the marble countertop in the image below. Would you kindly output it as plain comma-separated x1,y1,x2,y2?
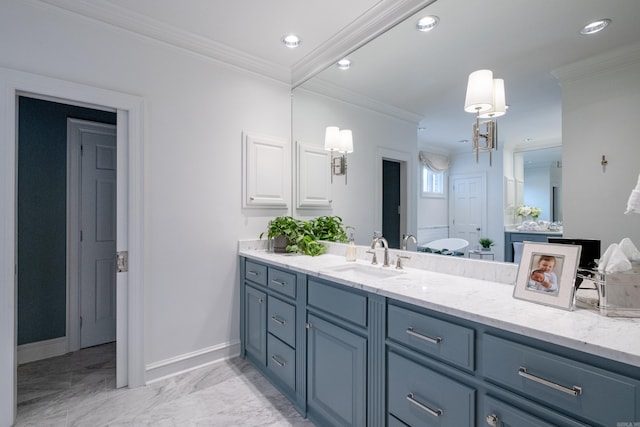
239,241,640,368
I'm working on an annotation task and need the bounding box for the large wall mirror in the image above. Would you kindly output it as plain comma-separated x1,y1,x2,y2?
292,0,640,255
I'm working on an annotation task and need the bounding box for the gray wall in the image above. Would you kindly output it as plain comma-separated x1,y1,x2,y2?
18,96,116,345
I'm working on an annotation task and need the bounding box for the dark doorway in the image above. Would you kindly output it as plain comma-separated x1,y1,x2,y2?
382,159,401,249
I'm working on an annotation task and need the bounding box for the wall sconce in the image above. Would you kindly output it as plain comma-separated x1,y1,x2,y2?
324,126,353,184
464,70,506,166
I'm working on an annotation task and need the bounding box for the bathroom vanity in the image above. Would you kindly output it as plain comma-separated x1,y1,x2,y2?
504,230,562,262
239,242,640,426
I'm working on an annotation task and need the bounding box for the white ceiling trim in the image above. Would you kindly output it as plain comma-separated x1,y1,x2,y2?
35,0,292,83
301,79,423,125
291,0,437,88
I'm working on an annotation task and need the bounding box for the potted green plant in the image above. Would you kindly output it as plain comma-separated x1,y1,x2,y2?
260,216,304,253
309,215,349,243
478,237,494,251
260,215,349,256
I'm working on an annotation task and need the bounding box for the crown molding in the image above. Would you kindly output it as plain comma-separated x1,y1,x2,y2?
291,0,437,88
552,41,640,84
35,0,291,83
300,78,423,124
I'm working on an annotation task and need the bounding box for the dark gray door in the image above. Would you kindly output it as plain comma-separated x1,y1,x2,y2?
383,160,401,249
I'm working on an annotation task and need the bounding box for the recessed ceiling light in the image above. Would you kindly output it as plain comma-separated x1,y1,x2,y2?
416,15,439,32
580,19,611,35
418,127,426,132
458,139,469,144
336,58,351,70
523,138,534,143
281,34,302,48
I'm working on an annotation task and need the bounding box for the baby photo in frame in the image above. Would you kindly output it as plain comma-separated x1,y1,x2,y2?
513,242,581,310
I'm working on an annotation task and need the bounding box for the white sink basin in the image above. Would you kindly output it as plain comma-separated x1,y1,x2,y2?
321,263,405,281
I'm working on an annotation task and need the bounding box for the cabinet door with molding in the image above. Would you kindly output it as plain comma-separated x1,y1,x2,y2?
242,131,290,208
296,142,331,209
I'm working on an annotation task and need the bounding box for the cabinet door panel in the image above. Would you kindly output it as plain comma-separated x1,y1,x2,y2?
245,286,267,364
307,314,366,427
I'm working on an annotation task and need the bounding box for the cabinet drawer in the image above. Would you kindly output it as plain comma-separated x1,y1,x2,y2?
307,279,367,327
267,296,295,347
268,267,296,298
245,260,267,286
483,395,588,427
483,334,640,426
388,351,475,427
267,334,295,391
388,304,475,371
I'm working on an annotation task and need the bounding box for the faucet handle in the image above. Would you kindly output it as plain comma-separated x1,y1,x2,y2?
395,254,411,270
366,249,378,265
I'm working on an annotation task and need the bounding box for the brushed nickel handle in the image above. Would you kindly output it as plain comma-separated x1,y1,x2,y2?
271,315,286,326
518,367,583,396
247,270,259,276
258,298,264,304
406,393,443,417
271,279,286,286
486,413,498,426
271,355,286,367
305,322,313,329
406,327,442,344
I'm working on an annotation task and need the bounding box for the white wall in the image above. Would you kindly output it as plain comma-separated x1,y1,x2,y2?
557,43,640,249
0,2,290,370
293,89,418,245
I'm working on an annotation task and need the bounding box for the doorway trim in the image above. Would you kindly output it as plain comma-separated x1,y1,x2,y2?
0,67,145,426
376,148,413,240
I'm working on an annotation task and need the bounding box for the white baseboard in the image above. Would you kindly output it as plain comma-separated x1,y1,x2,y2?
18,337,68,365
145,340,241,384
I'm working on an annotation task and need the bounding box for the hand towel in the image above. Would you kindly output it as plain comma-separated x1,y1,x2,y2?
624,173,640,214
619,237,640,261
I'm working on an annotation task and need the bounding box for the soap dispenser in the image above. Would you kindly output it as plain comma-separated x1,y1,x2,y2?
346,232,357,262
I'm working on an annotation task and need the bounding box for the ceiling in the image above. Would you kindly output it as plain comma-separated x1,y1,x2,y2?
39,0,640,155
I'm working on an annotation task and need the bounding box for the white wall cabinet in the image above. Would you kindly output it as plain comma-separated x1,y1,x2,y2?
296,142,331,209
242,131,290,208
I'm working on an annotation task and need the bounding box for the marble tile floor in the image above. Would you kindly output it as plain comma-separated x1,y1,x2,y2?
15,343,315,426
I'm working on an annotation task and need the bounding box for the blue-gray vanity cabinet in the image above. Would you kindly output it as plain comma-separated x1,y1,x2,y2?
388,351,475,426
305,278,370,427
240,257,306,414
482,334,640,427
244,285,267,364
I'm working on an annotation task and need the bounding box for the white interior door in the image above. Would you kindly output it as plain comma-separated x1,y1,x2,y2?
79,121,117,348
450,174,487,244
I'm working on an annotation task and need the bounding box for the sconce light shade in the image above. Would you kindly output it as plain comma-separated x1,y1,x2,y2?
464,69,494,113
479,78,506,119
339,129,354,153
324,126,341,151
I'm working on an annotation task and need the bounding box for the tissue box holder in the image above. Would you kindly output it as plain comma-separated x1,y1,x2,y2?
581,261,640,317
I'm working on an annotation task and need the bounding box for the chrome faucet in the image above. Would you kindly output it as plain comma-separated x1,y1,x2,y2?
371,236,390,267
402,234,417,251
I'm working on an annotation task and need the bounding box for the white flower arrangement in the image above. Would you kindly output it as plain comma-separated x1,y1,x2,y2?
516,205,542,219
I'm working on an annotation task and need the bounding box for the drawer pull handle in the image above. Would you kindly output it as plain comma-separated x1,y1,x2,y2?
271,316,286,326
406,393,443,417
406,327,442,344
247,270,259,276
271,279,286,286
518,367,583,396
271,355,286,367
